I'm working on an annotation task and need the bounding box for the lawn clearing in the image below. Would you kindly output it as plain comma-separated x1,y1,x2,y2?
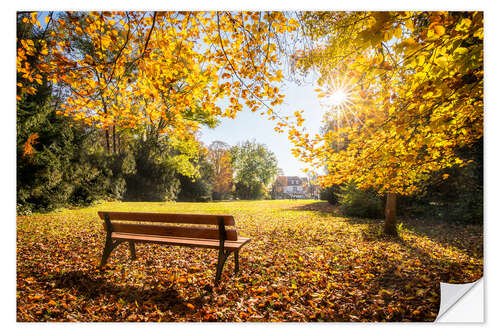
16,200,483,322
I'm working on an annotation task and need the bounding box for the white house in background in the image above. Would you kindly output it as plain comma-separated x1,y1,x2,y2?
272,175,321,199
278,176,307,199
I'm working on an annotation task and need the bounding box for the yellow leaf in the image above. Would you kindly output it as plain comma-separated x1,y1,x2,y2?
417,55,426,67
395,26,403,39
379,289,392,296
434,25,445,36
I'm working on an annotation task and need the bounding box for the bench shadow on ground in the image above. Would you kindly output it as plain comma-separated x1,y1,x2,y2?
286,201,483,260
38,269,213,315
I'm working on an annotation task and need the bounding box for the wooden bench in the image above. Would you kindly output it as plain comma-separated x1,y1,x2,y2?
97,211,251,284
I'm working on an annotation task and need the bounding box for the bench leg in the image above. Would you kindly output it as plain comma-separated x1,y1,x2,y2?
234,251,239,274
100,236,113,267
99,239,123,267
128,241,136,260
215,249,230,284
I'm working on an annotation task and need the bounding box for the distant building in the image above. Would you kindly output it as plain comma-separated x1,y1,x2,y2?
272,176,319,199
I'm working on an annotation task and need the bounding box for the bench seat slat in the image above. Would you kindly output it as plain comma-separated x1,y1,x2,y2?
98,211,235,226
111,232,251,250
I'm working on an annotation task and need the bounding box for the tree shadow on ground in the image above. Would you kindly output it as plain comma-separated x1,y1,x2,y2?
349,218,482,279
34,269,213,315
346,219,482,284
400,219,483,259
284,201,342,216
286,201,482,259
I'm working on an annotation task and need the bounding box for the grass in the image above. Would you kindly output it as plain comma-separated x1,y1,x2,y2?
16,200,483,322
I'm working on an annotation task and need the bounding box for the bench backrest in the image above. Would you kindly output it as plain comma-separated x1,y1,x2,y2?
97,211,238,241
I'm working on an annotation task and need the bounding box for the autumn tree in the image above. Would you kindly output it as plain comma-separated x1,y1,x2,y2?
18,11,298,152
15,11,302,204
207,141,234,200
288,11,483,235
16,13,133,211
231,140,278,200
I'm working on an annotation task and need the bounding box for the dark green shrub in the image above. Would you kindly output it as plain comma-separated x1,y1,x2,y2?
178,175,213,202
123,138,181,202
398,140,483,224
177,150,214,202
338,183,384,219
234,181,269,200
320,186,340,205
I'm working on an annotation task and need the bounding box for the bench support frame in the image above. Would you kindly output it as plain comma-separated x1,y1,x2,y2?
100,213,136,267
128,241,136,260
215,217,227,284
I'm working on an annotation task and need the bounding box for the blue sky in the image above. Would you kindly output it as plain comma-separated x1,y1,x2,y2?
200,80,325,177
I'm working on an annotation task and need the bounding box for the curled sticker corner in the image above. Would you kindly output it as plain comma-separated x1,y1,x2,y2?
435,278,483,322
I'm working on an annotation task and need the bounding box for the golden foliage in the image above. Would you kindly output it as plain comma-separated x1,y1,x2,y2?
17,11,298,145
288,12,483,195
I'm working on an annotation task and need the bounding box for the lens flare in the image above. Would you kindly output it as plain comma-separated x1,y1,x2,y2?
316,75,365,142
328,89,348,107
319,77,357,120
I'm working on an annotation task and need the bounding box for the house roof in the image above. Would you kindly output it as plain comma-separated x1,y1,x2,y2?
287,176,305,186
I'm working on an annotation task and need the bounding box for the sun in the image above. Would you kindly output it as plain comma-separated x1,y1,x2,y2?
317,76,357,115
328,89,349,107
325,82,355,116
317,76,364,131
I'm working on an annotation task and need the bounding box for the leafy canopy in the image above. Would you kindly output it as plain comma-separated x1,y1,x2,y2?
17,11,299,141
288,11,483,195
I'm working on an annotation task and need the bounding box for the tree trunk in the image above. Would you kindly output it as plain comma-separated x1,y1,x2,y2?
105,128,110,154
384,192,398,236
112,125,116,154
117,133,121,154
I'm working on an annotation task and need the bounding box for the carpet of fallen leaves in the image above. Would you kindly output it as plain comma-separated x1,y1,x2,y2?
16,200,483,322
